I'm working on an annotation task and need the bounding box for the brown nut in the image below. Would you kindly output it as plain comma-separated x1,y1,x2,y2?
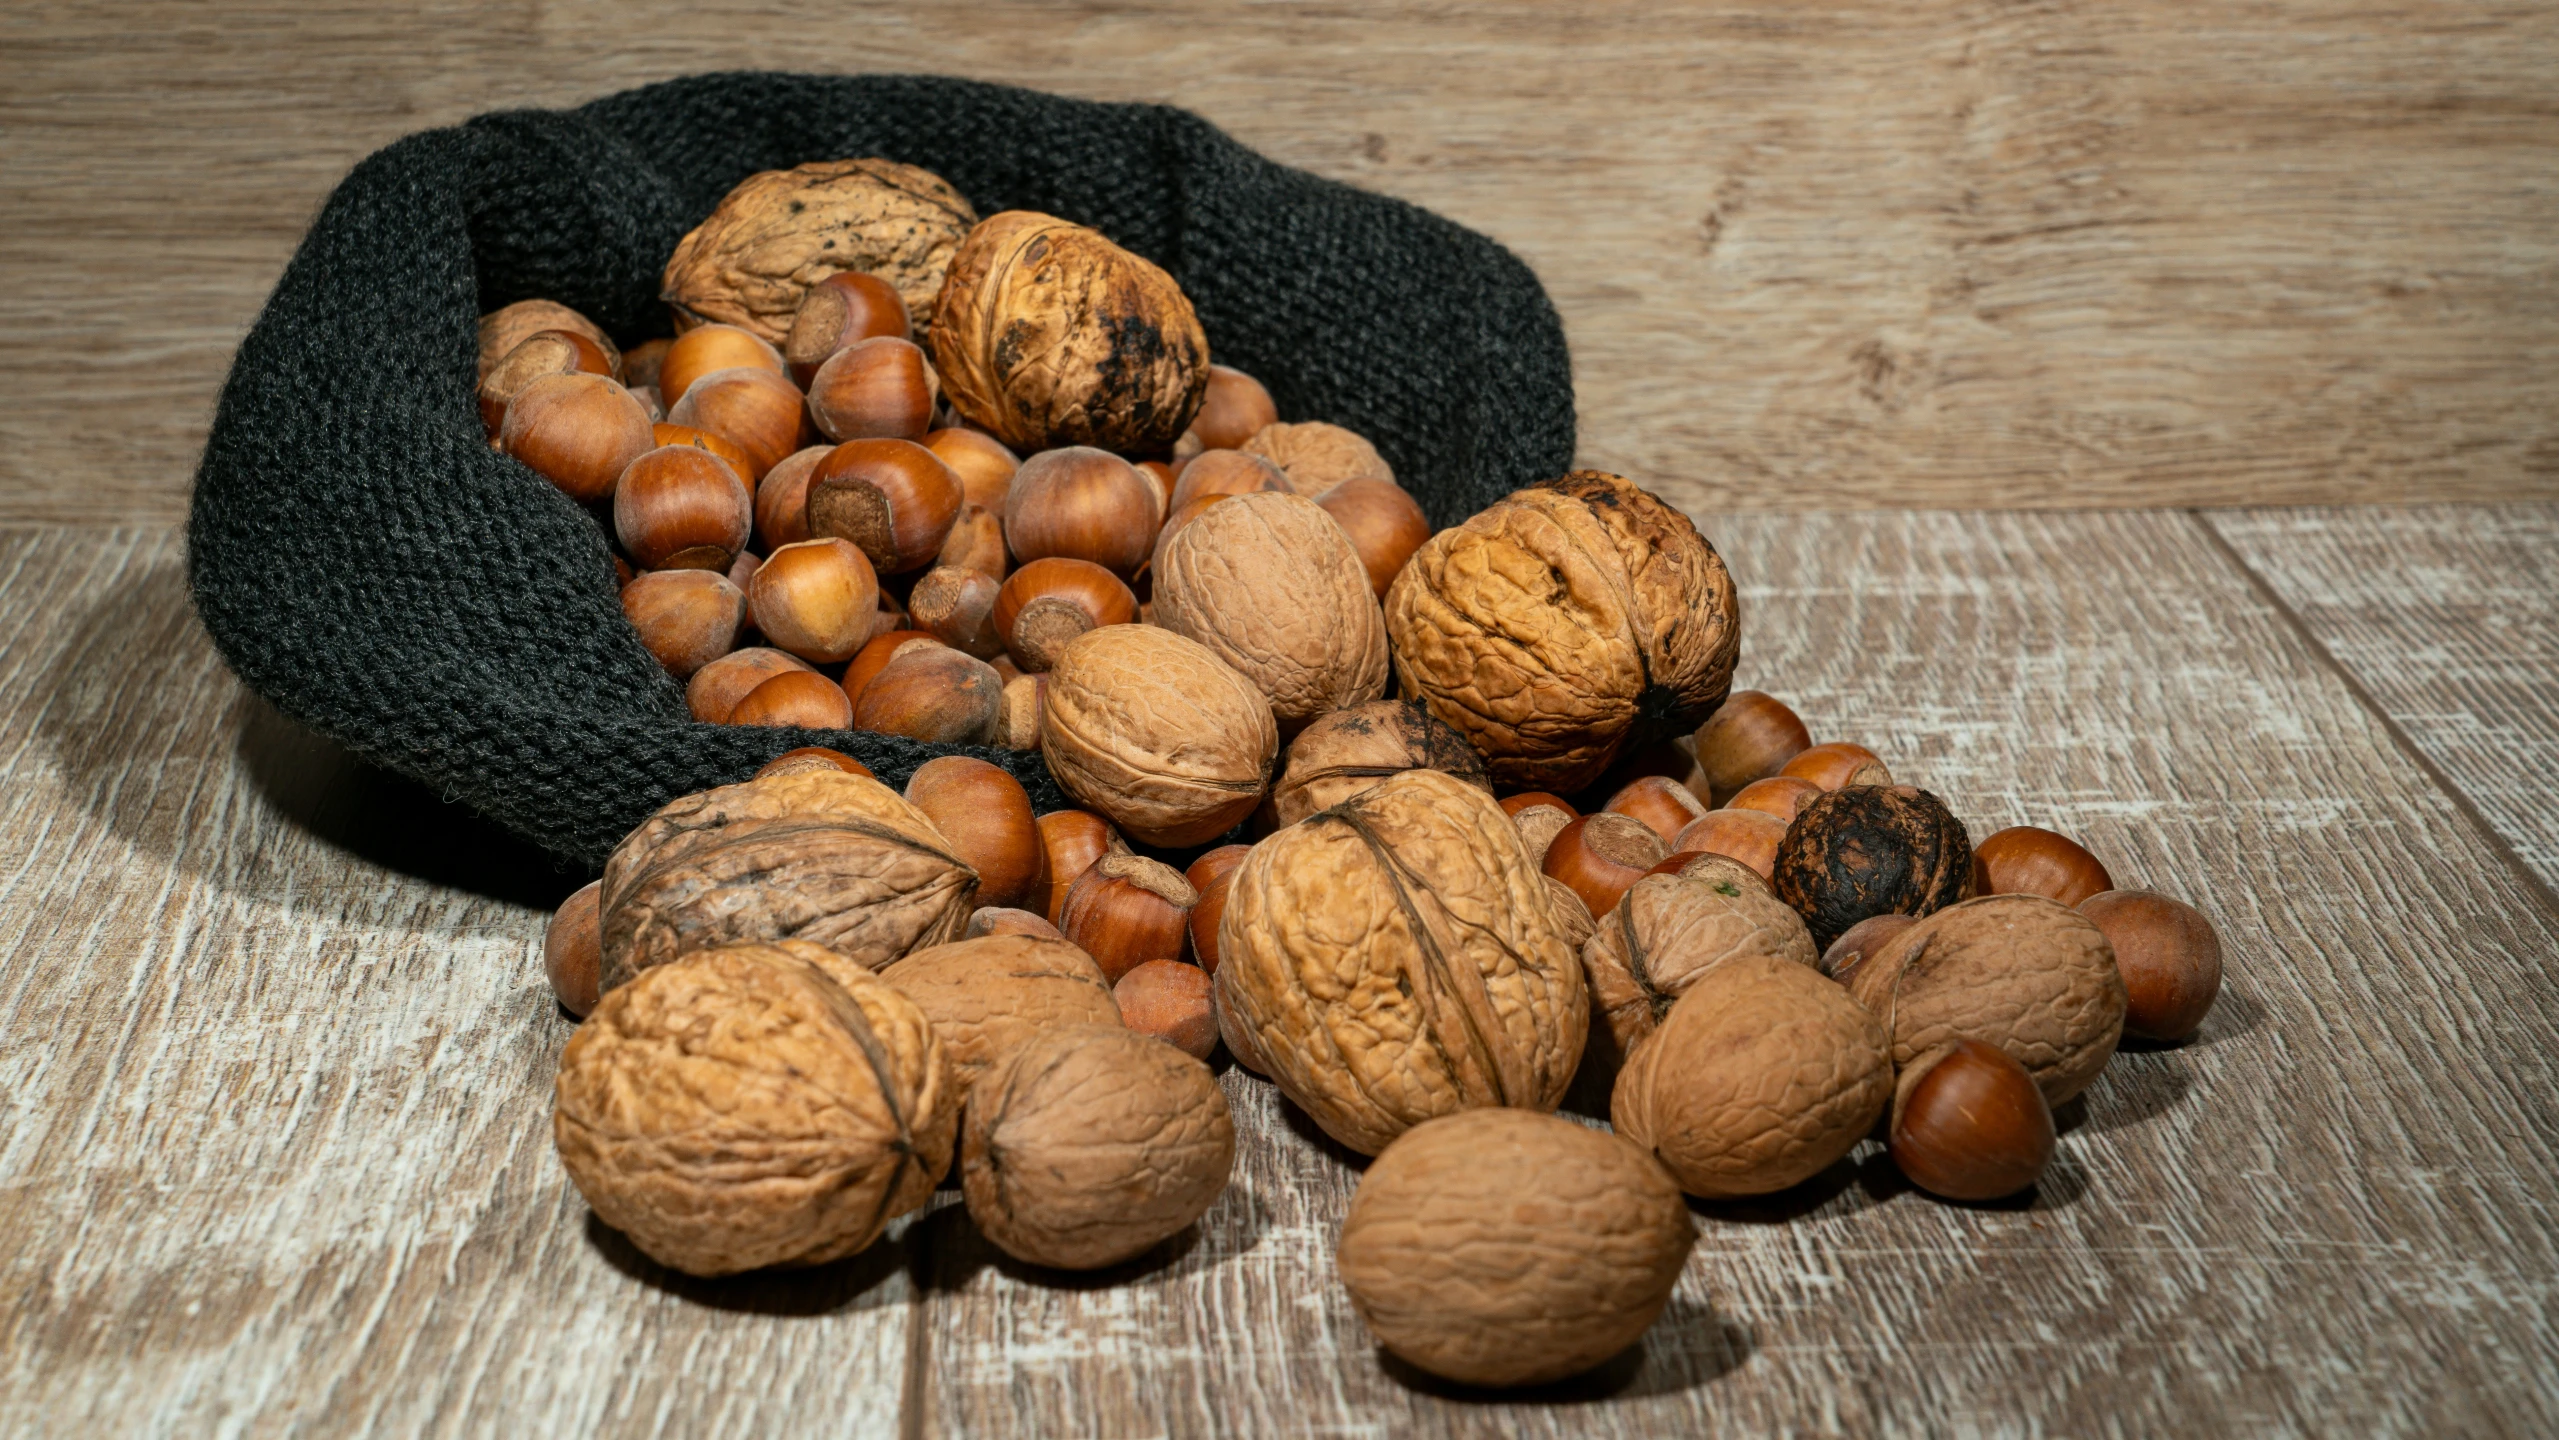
662,159,977,340
614,444,754,570
1240,420,1392,500
903,757,1045,911
598,769,976,987
1005,447,1163,579
620,569,745,678
1337,1109,1694,1388
1612,951,1891,1197
1315,477,1432,600
1115,959,1217,1058
991,558,1138,673
1821,911,1917,984
2078,888,2223,1042
727,549,762,593
961,1023,1235,1269
995,673,1046,750
1726,775,1824,825
478,299,619,382
1188,364,1279,451
930,211,1209,455
785,270,913,384
1216,769,1586,1155
554,941,955,1276
667,365,805,481
1782,741,1893,791
964,906,1065,941
854,643,1004,744
1270,699,1490,828
1542,875,1597,953
1034,810,1129,924
754,746,876,781
1670,807,1788,880
878,933,1120,1099
1387,472,1740,794
935,503,1008,580
1153,491,1390,734
657,323,788,407
1691,691,1812,804
1166,449,1292,514
841,630,943,711
544,880,603,1018
1183,844,1253,977
808,336,939,443
480,328,616,433
501,371,656,502
731,669,857,729
1059,853,1198,982
1509,803,1578,868
1976,826,2116,908
652,423,761,493
1889,1039,2056,1201
1501,792,1579,819
621,338,670,391
1772,784,1972,950
1603,774,1711,846
1578,859,1819,1084
1147,493,1229,579
688,646,816,723
807,438,965,576
1847,893,2128,1104
1040,624,1279,847
754,445,834,551
924,426,1022,513
907,564,1006,658
748,537,881,664
1543,811,1669,920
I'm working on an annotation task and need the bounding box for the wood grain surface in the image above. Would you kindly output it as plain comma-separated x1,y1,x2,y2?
5,515,2555,1435
3,1,2554,523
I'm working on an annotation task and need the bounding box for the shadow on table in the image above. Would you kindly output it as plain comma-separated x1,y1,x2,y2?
904,1179,1270,1295
1854,1142,2090,1212
1378,1298,1753,1404
585,1212,909,1316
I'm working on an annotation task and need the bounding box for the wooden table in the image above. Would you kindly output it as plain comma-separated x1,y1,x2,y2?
4,6,2555,1435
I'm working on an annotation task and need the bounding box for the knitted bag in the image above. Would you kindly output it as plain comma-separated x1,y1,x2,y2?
188,73,1576,867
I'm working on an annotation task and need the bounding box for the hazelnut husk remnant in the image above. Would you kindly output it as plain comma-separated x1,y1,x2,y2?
732,670,857,729
1771,784,1972,950
1603,774,1711,846
1183,844,1252,976
1040,624,1278,847
1059,852,1199,982
1188,365,1279,451
1691,691,1811,804
479,299,620,382
621,570,745,678
658,325,787,408
1579,857,1820,1083
667,365,804,480
1216,769,1585,1155
1387,471,1740,794
785,270,912,384
544,880,603,1018
903,757,1044,912
961,1024,1234,1270
554,940,956,1276
1821,911,1916,984
1034,810,1128,924
1154,491,1391,734
964,906,1065,941
1115,959,1218,1059
1004,446,1163,578
502,372,656,502
878,934,1121,1100
807,336,939,443
931,210,1209,455
1976,826,2116,908
615,444,754,570
750,538,881,665
808,438,966,576
754,746,875,782
1270,699,1490,828
1240,420,1392,500
598,769,975,989
2078,888,2223,1041
1888,1039,2056,1201
1847,893,2127,1104
480,328,616,433
1338,1109,1694,1389
907,564,1006,658
1316,477,1432,600
1782,742,1893,791
688,646,815,723
662,159,978,340
993,558,1138,673
1671,807,1788,880
854,644,1003,744
1544,811,1669,920
1612,952,1892,1198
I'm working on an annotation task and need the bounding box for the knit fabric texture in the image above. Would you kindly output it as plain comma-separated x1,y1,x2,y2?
187,72,1577,868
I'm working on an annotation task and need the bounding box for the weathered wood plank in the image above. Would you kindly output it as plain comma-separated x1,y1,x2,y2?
2,1,2554,522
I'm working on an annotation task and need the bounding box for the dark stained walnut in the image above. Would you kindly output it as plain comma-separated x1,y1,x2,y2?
1771,784,1973,950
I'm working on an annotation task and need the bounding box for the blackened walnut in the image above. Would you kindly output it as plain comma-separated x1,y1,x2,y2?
1771,784,1972,950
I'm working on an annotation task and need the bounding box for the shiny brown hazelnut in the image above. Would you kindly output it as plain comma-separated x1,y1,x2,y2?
659,322,786,406
1189,364,1279,451
748,538,880,664
1005,447,1162,578
966,906,1067,941
666,365,806,481
1035,810,1130,924
727,549,762,593
1603,775,1711,846
613,444,754,570
480,329,615,434
904,756,1045,911
2078,888,2223,1041
478,299,620,383
808,336,939,442
1821,912,1918,983
841,629,943,710
620,569,745,678
784,271,911,384
1543,811,1668,919
1671,807,1788,879
907,564,1006,658
936,504,1008,579
1059,853,1198,982
730,669,857,729
992,558,1137,672
1727,775,1825,825
1136,460,1177,513
651,423,761,489
1183,844,1252,977
996,673,1046,750
854,643,1004,743
753,745,876,781
1975,826,2116,908
544,880,603,1018
1167,449,1292,514
1889,1039,2056,1201
754,445,834,551
621,337,671,391
1690,691,1813,804
1782,742,1893,791
686,646,815,723
1315,477,1432,600
500,372,655,503
1115,959,1217,1058
924,426,1021,513
807,438,966,575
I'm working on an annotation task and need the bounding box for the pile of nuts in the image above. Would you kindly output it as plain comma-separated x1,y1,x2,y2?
520,157,2227,1390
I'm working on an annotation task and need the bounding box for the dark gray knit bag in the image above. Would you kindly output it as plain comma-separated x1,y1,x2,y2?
188,73,1576,867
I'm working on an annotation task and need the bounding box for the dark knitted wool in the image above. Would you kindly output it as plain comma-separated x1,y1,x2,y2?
188,72,1576,867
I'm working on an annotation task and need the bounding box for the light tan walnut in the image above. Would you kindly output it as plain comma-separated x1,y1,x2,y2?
1846,893,2127,1104
661,159,978,341
1039,624,1278,847
1580,858,1820,1085
1239,420,1393,500
1152,491,1390,735
877,933,1123,1101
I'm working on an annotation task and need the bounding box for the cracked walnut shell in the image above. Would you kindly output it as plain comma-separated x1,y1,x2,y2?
1846,893,2127,1104
661,159,978,342
1580,858,1819,1085
1039,624,1279,847
1214,768,1586,1155
553,940,957,1276
1152,491,1391,734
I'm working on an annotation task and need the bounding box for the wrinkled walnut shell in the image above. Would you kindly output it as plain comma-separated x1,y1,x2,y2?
1270,699,1489,828
1847,893,2128,1104
1771,784,1972,950
1153,491,1391,733
1580,859,1819,1084
878,933,1123,1100
662,159,978,341
1239,420,1393,500
1039,624,1279,847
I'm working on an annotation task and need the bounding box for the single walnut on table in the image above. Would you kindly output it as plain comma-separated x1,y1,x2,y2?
661,159,979,342
1846,892,2127,1105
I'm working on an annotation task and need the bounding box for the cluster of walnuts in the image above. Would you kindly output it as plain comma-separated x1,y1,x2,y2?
520,158,2226,1391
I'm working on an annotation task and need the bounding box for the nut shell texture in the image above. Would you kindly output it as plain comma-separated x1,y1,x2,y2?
1581,863,1819,1083
1040,625,1279,847
1848,893,2128,1104
599,770,977,990
1612,952,1891,1197
1772,785,1973,950
1215,769,1586,1155
1272,698,1490,828
661,160,978,341
553,941,957,1276
1153,491,1390,732
878,934,1124,1101
1338,1109,1695,1388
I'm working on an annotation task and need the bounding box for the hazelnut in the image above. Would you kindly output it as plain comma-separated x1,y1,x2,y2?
613,444,753,570
1136,459,1178,512
784,270,912,384
907,564,1006,658
666,365,806,481
1821,911,1917,983
807,438,965,575
923,426,1021,513
662,159,976,340
1188,364,1279,450
727,549,762,593
1035,809,1129,923
478,299,618,382
627,384,666,422
1166,449,1292,513
1240,420,1391,500
748,537,880,664
854,643,1004,744
1544,811,1669,919
479,328,615,433
687,645,815,723
1315,477,1432,600
544,880,603,1018
1183,844,1252,976
878,934,1120,1100
1041,624,1280,847
500,371,655,502
1603,774,1711,846
1059,852,1198,982
1726,775,1824,824
651,422,759,489
1270,698,1490,827
657,322,787,407
807,336,938,442
753,445,834,551
754,746,875,781
935,503,1007,580
1670,807,1788,880
1115,959,1218,1058
1847,894,2127,1104
1501,791,1579,819
870,590,912,644
841,629,943,710
731,669,857,729
1579,859,1819,1083
1889,1039,2056,1201
2078,888,2223,1041
1005,447,1162,578
1510,802,1578,867
1782,741,1893,791
992,558,1137,673
904,757,1045,911
1975,825,2116,907
1152,491,1390,734
620,569,745,677
965,906,1065,941
1690,691,1812,803
621,337,670,391
1772,784,1971,950
995,673,1046,750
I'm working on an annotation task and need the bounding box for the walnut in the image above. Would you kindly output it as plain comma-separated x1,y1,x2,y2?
1039,624,1278,847
477,299,619,382
1214,769,1586,1155
1611,951,1891,1197
599,769,976,990
1337,1109,1694,1387
661,160,978,342
1772,784,1972,950
1580,858,1819,1085
1385,471,1740,794
961,1024,1235,1268
929,211,1209,455
1543,875,1597,954
1238,420,1392,500
1152,492,1390,735
1846,893,2127,1104
553,940,956,1276
876,933,1123,1101
1270,698,1489,827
